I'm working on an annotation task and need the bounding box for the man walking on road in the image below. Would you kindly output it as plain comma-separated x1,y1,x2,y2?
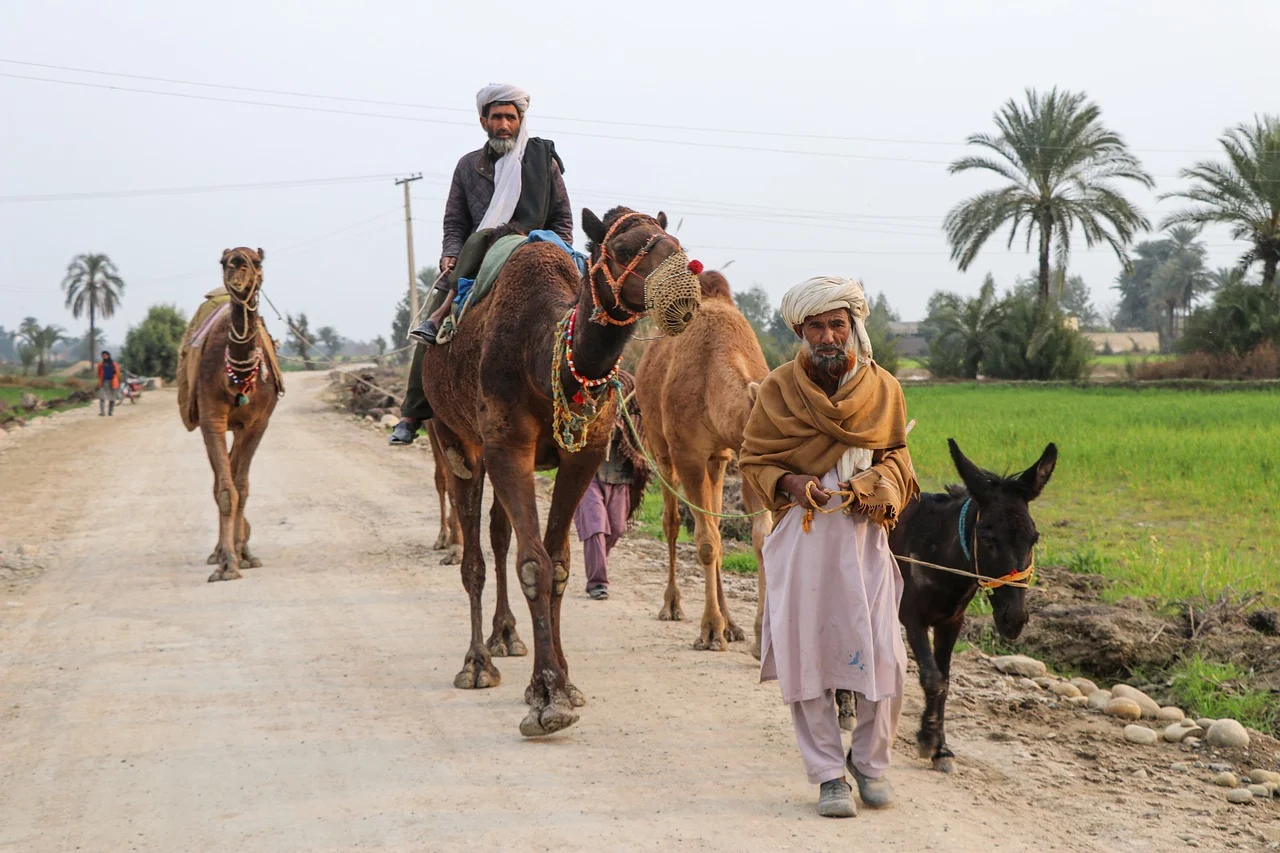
96,350,122,417
739,276,918,818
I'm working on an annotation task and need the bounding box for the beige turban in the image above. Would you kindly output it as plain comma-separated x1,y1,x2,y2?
779,275,873,360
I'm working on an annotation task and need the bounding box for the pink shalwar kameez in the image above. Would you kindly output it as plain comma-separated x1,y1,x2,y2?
759,466,907,784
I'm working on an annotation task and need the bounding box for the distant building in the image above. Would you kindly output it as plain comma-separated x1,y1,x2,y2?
1083,331,1161,354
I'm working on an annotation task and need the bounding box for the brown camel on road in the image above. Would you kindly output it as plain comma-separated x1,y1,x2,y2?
423,207,700,737
177,247,282,582
427,425,462,564
636,271,773,655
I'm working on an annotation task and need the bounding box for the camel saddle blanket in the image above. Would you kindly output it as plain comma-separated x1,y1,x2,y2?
176,288,284,432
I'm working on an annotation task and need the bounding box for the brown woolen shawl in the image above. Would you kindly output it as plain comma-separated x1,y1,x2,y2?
739,358,919,528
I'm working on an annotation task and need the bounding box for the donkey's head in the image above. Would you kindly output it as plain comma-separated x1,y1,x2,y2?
949,438,1057,640
582,207,701,336
220,247,265,299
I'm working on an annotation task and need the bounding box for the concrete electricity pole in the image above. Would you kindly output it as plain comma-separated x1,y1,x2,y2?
395,174,424,325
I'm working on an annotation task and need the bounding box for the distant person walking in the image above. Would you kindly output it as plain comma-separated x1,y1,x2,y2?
96,350,122,416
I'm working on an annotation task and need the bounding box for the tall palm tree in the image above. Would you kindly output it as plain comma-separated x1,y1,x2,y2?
1207,266,1249,290
61,253,125,361
944,88,1154,303
1161,115,1280,296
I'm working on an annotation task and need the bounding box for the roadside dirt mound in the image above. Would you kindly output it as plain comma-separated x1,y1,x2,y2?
328,366,403,419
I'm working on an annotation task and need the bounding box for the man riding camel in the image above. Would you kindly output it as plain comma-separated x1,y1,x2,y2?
739,276,919,819
389,82,574,446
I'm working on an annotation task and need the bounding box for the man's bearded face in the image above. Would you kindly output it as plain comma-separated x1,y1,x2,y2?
796,308,855,380
481,103,522,155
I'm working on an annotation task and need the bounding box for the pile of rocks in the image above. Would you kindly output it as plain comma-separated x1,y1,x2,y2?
990,654,1275,806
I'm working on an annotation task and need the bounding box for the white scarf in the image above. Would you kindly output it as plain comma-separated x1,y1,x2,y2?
475,83,532,232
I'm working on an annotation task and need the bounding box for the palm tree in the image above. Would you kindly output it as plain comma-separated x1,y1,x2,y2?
286,313,315,370
19,317,66,377
61,254,125,361
1207,266,1249,290
944,88,1154,303
921,274,1005,378
1161,115,1280,296
1151,226,1211,342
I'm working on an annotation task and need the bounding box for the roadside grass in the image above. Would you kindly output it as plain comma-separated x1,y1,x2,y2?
1164,654,1279,733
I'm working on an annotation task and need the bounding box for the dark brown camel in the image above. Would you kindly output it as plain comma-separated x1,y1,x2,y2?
177,247,281,582
423,208,700,737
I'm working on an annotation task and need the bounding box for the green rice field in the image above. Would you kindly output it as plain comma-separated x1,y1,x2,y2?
902,384,1279,603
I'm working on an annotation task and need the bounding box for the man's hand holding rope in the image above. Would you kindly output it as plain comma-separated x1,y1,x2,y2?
779,474,831,510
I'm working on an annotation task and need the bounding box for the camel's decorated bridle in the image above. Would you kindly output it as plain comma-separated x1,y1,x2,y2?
221,248,265,406
551,213,703,452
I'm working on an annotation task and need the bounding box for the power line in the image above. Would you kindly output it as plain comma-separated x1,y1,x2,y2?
0,58,1224,155
0,173,415,204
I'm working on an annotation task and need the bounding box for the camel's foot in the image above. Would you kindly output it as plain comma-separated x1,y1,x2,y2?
566,683,586,708
693,617,728,652
440,544,461,566
519,681,579,737
454,648,500,690
750,639,762,661
207,565,242,582
432,530,449,551
932,753,956,774
657,597,684,622
724,621,746,643
239,545,262,569
486,622,527,658
206,547,221,566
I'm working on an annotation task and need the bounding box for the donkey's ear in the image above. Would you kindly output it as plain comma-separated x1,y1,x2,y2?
948,438,992,500
656,211,668,230
582,208,605,244
256,248,265,263
1018,442,1058,501
220,248,232,266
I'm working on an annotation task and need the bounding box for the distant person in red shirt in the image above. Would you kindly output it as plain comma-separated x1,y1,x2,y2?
96,351,122,416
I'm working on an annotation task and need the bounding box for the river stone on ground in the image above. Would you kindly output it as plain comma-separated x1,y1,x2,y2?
1104,698,1143,720
1205,719,1250,749
1213,772,1239,787
1050,683,1082,699
1087,689,1112,711
1226,788,1255,804
1069,677,1099,696
993,655,1047,678
1156,706,1185,723
1111,685,1161,718
1123,725,1159,745
1248,769,1280,785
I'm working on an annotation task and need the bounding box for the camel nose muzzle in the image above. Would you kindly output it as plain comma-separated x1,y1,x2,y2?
643,251,702,336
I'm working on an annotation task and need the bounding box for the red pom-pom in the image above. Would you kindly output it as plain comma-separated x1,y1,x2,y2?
687,259,704,275
572,390,585,405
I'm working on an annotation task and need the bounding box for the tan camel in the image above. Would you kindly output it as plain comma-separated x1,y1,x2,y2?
423,209,700,736
636,271,774,655
176,247,282,582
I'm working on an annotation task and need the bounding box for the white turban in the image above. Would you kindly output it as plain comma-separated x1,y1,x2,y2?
779,275,874,361
474,83,532,232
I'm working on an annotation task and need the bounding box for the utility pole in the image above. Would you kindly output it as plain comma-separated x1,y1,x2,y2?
395,174,424,325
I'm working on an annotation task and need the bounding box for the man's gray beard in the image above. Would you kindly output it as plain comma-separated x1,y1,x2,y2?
488,134,516,156
802,338,854,376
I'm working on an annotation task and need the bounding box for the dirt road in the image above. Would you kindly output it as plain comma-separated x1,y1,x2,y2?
0,375,1270,852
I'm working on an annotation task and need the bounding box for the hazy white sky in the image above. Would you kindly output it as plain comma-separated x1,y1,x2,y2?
2,0,1276,346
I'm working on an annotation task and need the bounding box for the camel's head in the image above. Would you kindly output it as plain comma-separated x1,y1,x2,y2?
582,207,701,336
220,247,265,298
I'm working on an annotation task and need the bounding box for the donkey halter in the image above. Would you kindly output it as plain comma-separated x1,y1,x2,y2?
586,212,671,326
959,497,1036,591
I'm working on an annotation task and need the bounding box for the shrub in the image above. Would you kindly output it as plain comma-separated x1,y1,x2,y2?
121,305,188,381
982,292,1094,381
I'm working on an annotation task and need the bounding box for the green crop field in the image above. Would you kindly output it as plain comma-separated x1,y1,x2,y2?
902,384,1279,603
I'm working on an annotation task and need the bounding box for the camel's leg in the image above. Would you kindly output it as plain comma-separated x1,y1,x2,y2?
656,454,685,622
429,425,463,564
201,424,241,582
484,438,578,737
707,454,745,643
542,448,600,710
486,502,526,657
674,455,727,651
436,426,499,690
741,477,773,660
229,424,267,569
